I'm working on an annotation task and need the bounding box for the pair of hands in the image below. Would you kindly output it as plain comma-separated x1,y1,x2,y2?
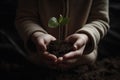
31,32,89,69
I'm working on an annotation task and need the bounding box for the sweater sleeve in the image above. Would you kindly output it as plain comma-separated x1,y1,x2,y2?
76,0,109,54
15,0,47,44
15,0,48,52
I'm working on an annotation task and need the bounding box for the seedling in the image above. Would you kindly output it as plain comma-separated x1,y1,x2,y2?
47,15,73,57
48,14,69,41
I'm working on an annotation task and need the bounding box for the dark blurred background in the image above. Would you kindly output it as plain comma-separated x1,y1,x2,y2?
98,0,120,58
0,0,27,71
0,0,17,34
0,0,120,75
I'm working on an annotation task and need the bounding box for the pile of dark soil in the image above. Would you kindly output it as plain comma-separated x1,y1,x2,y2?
47,40,73,57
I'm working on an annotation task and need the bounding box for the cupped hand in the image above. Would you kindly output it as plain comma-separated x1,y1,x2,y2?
31,32,58,66
57,33,89,69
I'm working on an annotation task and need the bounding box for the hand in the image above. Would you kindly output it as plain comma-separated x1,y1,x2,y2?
57,33,89,69
31,32,57,67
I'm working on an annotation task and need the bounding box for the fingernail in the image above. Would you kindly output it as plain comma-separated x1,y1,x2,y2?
57,57,63,63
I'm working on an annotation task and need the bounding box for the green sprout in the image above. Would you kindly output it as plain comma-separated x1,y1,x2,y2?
48,14,69,28
48,14,69,40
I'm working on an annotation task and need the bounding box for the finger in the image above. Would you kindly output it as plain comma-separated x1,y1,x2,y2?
44,35,56,46
43,52,57,62
73,39,84,50
59,59,78,66
65,35,77,43
63,46,85,60
63,51,81,59
50,36,56,41
36,37,47,51
57,57,64,63
55,57,75,69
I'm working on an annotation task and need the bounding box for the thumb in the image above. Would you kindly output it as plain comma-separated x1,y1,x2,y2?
73,44,78,50
37,38,47,52
45,36,56,46
73,39,83,50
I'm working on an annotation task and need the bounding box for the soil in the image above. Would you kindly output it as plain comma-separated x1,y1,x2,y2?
47,40,74,57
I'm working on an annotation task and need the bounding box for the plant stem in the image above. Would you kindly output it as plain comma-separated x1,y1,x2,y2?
58,25,61,42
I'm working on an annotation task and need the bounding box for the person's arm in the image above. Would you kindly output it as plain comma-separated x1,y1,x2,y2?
76,0,109,54
15,0,59,66
15,0,47,51
57,0,109,69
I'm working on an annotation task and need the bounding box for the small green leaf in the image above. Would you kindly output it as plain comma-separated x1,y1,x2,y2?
60,17,69,26
48,17,59,28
